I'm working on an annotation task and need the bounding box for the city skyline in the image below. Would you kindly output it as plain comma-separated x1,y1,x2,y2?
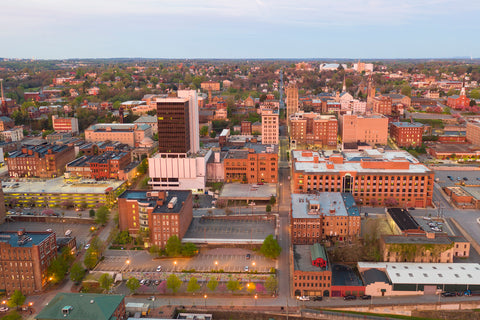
1,0,479,59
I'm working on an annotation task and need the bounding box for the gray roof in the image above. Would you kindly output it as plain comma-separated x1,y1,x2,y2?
293,244,329,272
291,192,359,219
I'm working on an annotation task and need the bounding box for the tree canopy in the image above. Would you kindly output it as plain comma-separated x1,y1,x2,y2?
187,277,201,294
126,277,140,294
7,290,25,310
260,234,282,259
95,206,110,225
166,274,182,293
99,273,114,291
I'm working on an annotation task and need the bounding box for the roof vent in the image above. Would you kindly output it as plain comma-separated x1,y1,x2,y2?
62,306,73,316
90,300,94,304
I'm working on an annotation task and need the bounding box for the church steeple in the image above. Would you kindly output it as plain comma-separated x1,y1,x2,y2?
460,78,466,96
342,74,347,93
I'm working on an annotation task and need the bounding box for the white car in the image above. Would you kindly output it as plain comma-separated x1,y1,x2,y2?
244,266,249,272
156,265,162,272
297,296,310,301
84,244,90,250
0,306,9,312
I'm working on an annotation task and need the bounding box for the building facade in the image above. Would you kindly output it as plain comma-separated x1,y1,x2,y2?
52,115,79,134
289,112,338,148
340,114,389,146
224,146,278,184
291,150,434,208
118,190,193,248
66,151,131,180
390,122,424,147
286,85,299,120
0,229,57,295
372,96,392,115
291,193,361,244
7,144,75,178
293,244,332,297
0,127,24,142
85,123,152,148
466,120,480,146
261,108,279,145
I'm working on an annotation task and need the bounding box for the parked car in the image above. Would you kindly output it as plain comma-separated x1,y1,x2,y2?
343,295,356,300
463,177,468,181
246,253,251,260
297,296,310,301
156,265,162,272
147,296,155,301
312,296,323,301
244,266,249,272
84,244,90,250
441,292,456,297
361,295,372,300
0,307,9,312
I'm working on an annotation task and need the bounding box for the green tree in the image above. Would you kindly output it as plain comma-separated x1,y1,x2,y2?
99,273,114,291
7,290,25,310
265,275,278,294
187,277,201,294
70,262,85,283
181,243,198,257
269,196,276,205
400,85,412,97
89,209,95,217
469,89,480,100
166,274,182,293
260,234,282,259
209,131,217,138
83,249,98,270
200,125,209,137
207,277,218,292
148,244,161,257
226,279,241,293
95,206,110,225
137,158,148,174
266,204,272,213
165,235,182,257
126,277,140,294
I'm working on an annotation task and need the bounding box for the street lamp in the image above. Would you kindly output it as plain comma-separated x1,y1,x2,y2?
254,294,258,307
252,261,256,271
214,261,218,271
173,261,177,272
204,294,207,307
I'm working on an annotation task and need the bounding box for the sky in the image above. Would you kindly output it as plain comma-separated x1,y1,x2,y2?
1,0,479,59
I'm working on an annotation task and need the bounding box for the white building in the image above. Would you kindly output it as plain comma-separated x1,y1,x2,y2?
0,127,23,142
148,149,212,192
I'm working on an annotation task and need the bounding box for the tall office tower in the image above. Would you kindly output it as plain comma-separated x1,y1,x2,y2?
286,84,299,119
261,108,279,145
178,90,200,154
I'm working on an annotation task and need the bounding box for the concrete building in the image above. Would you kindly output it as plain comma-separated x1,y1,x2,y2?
291,149,434,208
224,144,278,184
286,84,299,120
36,293,126,320
289,112,337,148
372,96,392,115
52,115,79,134
261,108,279,145
85,123,152,148
293,244,332,297
0,116,14,131
134,115,158,133
466,120,480,146
6,144,75,178
118,190,193,247
0,127,24,142
0,229,57,295
291,193,361,244
340,114,389,147
390,122,424,147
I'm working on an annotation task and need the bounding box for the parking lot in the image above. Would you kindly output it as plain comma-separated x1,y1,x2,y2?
434,170,480,188
0,220,95,246
96,247,275,274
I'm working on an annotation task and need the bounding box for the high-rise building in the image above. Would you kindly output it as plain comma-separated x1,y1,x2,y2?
373,96,392,115
261,108,279,145
286,84,299,119
289,112,338,148
155,90,199,154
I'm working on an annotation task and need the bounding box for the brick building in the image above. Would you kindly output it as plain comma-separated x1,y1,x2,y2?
241,121,252,135
390,122,424,147
291,150,434,208
85,123,152,148
293,244,332,297
0,229,57,295
118,190,193,248
466,120,480,146
291,193,361,244
52,115,79,134
447,87,470,110
7,144,75,178
66,151,131,180
289,112,338,148
224,145,278,184
372,96,392,115
0,116,14,131
340,114,389,147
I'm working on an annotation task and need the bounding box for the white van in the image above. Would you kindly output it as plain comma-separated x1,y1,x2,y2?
65,229,72,237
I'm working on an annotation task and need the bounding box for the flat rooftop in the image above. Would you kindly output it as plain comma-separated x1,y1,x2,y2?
219,183,277,200
0,231,52,247
358,262,480,285
391,122,423,128
293,244,329,272
383,235,451,245
291,192,359,219
118,190,190,214
2,177,125,195
387,208,422,231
